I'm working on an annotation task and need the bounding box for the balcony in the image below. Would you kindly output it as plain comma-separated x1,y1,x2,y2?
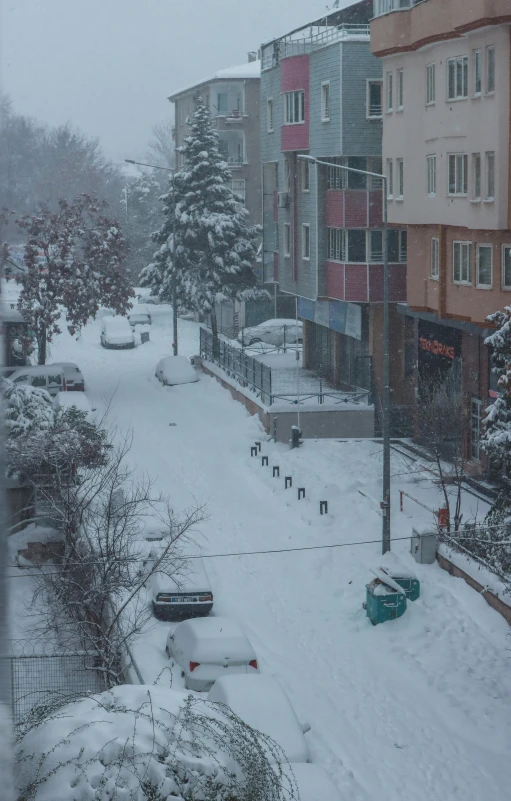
373,0,429,18
262,23,370,71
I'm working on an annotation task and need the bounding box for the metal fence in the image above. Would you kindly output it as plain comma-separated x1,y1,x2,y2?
200,327,272,405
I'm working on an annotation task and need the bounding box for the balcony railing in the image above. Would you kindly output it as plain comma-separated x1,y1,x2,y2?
368,103,383,118
373,0,429,18
262,23,370,71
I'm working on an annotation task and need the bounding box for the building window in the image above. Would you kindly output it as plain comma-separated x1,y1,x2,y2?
321,82,330,121
477,244,492,288
284,224,291,257
328,228,346,262
447,56,468,100
327,157,347,190
284,158,291,192
448,154,468,195
216,92,228,114
426,63,435,104
472,153,481,200
230,179,246,204
502,245,511,288
397,68,404,109
427,155,436,196
386,159,393,198
347,230,366,263
431,237,439,279
347,156,367,190
267,98,274,133
387,230,407,263
486,151,495,199
487,46,495,93
302,224,310,260
283,90,305,124
370,231,383,262
369,156,383,189
397,159,404,198
471,397,482,460
453,241,472,284
367,80,383,118
473,50,482,96
399,230,408,262
301,158,310,192
386,72,393,111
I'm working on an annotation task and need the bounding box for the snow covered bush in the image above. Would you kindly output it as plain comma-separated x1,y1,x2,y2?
3,379,54,438
15,685,298,801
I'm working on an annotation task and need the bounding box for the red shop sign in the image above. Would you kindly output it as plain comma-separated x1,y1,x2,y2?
419,337,455,360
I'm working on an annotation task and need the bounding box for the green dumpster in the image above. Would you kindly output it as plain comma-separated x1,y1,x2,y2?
391,574,420,601
366,578,407,626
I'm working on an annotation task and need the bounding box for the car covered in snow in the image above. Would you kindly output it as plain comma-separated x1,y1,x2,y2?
151,558,213,620
237,319,303,347
208,674,311,763
166,617,259,692
155,355,199,386
128,304,152,327
9,365,66,397
290,764,343,800
53,390,94,418
50,362,85,391
100,316,135,349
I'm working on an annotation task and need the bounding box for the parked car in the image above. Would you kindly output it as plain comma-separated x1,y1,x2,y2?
145,296,160,305
290,764,343,801
208,675,311,763
155,355,199,386
128,304,152,327
151,558,213,620
237,319,303,347
100,316,135,349
166,617,259,692
9,365,66,397
54,390,94,418
50,362,85,391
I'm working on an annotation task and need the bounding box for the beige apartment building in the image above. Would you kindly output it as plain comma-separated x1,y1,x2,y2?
371,0,511,466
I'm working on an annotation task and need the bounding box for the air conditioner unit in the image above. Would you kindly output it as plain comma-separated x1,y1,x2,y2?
278,192,291,208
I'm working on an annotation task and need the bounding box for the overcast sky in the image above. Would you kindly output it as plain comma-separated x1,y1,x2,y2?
1,0,354,165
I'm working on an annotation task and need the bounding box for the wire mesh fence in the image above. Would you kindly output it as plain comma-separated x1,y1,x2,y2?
200,327,272,405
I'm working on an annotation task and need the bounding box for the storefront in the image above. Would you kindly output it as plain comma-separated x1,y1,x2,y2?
417,320,462,394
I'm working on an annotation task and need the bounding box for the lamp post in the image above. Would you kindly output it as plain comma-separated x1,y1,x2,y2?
298,155,391,554
125,159,178,357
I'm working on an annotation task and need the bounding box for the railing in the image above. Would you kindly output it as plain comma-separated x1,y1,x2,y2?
200,327,272,405
262,23,370,71
373,0,429,19
368,103,383,117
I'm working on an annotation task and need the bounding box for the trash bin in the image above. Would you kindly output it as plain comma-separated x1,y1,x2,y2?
365,578,407,625
140,331,150,344
390,574,420,601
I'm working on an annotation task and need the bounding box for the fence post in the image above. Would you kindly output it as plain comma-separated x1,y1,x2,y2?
283,325,286,353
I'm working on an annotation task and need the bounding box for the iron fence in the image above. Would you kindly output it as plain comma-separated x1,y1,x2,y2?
200,327,272,405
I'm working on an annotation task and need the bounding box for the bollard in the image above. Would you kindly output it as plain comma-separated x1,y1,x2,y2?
285,476,292,489
320,501,328,515
255,441,262,453
250,446,258,457
298,487,305,500
262,456,269,466
273,416,277,443
273,466,280,478
290,426,302,450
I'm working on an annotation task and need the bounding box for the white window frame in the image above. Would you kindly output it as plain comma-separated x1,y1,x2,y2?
473,49,482,96
399,229,407,263
283,90,305,125
386,71,393,112
453,241,472,284
321,81,330,122
485,151,495,200
397,68,404,110
448,153,468,196
328,228,346,262
431,237,439,280
386,159,394,199
284,223,291,258
230,179,246,204
502,244,511,289
369,230,384,263
426,62,436,105
301,158,310,192
427,155,436,196
472,153,481,200
366,79,383,119
486,46,495,94
302,224,311,260
396,158,404,199
447,56,468,101
476,243,493,289
284,158,291,192
267,98,274,133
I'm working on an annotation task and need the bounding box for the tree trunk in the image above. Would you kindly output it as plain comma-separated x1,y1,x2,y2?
38,321,47,365
211,307,220,360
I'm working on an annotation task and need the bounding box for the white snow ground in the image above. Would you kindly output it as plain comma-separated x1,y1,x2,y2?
46,305,511,801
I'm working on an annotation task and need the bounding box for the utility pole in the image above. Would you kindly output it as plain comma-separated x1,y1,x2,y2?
297,155,391,553
125,159,178,355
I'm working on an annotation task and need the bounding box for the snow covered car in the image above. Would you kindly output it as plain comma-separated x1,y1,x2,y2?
208,674,311,763
237,319,303,347
166,617,259,692
9,365,66,397
290,764,343,801
54,390,94,418
155,355,199,386
128,304,152,327
100,316,135,349
151,558,213,620
50,362,85,391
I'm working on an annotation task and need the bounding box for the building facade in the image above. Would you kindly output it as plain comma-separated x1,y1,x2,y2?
260,0,415,429
371,0,511,464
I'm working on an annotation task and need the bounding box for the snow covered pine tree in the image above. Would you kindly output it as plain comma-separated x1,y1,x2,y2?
142,97,265,344
483,307,511,506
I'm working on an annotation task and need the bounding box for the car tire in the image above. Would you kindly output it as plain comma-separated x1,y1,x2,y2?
181,670,185,679
297,338,303,345
165,645,170,658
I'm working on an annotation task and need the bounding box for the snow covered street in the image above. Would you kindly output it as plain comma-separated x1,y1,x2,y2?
49,306,511,801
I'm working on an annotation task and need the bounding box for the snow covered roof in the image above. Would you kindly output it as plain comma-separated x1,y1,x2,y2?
261,0,368,46
169,60,260,101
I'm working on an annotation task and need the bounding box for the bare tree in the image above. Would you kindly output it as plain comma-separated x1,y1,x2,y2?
146,118,175,169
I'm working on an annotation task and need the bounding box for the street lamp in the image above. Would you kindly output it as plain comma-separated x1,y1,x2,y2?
297,155,391,554
125,159,178,357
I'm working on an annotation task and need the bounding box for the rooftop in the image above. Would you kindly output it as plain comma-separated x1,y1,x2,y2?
169,60,260,101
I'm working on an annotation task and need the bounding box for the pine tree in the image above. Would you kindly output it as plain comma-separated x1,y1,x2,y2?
3,379,54,438
482,306,511,477
124,171,166,284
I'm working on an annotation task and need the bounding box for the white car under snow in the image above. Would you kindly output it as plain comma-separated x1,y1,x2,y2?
100,316,135,349
237,318,303,347
155,355,199,386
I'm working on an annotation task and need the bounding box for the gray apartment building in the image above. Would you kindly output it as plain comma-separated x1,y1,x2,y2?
260,0,414,428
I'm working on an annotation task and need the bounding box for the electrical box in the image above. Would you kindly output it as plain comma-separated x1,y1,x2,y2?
366,579,407,625
411,529,438,564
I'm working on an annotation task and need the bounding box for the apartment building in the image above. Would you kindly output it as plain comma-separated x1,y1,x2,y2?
261,0,414,428
371,0,511,463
